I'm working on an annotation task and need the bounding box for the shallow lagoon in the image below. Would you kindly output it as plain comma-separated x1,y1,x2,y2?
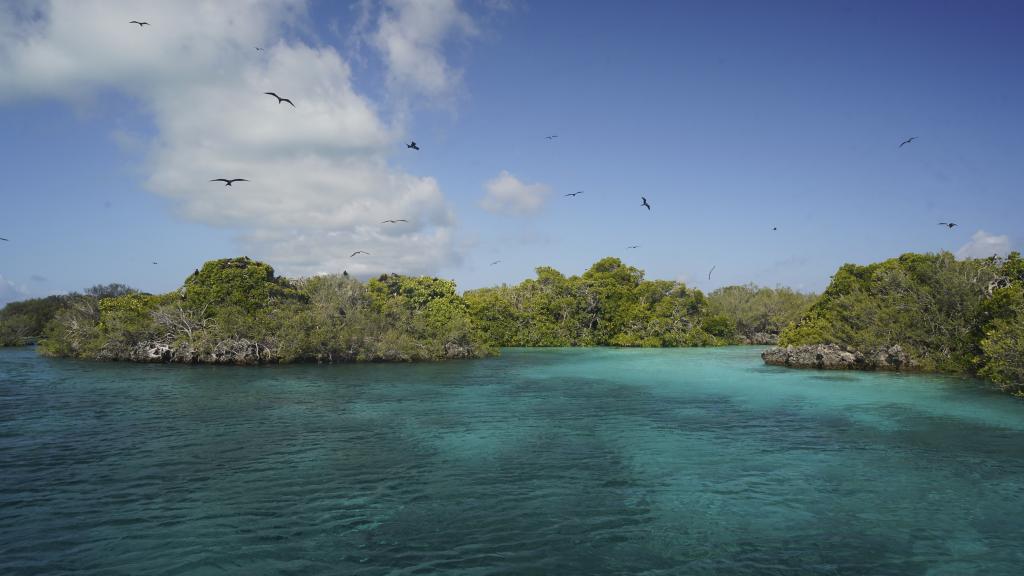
1,346,1022,575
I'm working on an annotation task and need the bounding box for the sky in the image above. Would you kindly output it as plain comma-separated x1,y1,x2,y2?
1,0,1022,305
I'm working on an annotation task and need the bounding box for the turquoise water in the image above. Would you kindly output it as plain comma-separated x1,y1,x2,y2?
1,346,1022,575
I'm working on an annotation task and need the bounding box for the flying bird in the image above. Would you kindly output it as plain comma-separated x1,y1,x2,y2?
490,260,501,266
545,135,558,140
939,222,958,228
772,226,778,231
0,237,8,241
255,46,264,52
626,245,640,249
640,197,651,210
152,262,158,265
407,141,420,150
210,178,249,186
350,251,370,257
565,191,584,197
129,20,150,27
264,92,294,107
381,219,408,224
708,266,716,280
899,137,917,148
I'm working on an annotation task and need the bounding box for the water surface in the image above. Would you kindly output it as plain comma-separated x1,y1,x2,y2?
2,346,1022,575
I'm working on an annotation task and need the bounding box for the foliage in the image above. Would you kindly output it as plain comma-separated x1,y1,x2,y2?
781,251,1024,389
464,257,723,347
707,284,818,342
40,257,492,363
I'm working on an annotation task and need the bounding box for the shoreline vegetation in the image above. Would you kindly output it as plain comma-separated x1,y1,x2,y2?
1,252,1021,394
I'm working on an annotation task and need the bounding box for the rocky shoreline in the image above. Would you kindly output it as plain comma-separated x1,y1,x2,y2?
761,343,916,371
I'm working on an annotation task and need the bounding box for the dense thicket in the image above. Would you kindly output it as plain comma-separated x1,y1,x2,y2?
0,284,136,346
39,257,491,363
706,284,818,344
780,251,1024,394
464,257,733,347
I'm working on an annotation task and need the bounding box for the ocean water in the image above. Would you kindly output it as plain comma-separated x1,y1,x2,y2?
1,346,1022,575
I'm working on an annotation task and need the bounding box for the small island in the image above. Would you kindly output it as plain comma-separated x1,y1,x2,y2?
1,252,1021,395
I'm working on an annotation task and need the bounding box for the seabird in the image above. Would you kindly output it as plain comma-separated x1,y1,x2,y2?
565,191,584,197
381,219,408,224
407,141,420,150
129,21,150,27
350,251,370,257
626,245,640,249
0,237,8,241
490,260,501,266
708,266,715,280
264,92,294,107
640,197,651,210
545,135,558,140
938,222,958,229
210,178,249,186
899,137,917,148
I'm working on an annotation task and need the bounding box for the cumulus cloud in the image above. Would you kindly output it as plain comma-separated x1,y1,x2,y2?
480,170,551,215
956,230,1012,260
0,0,469,278
372,0,476,98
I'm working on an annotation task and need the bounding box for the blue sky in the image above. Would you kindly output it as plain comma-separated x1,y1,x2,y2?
1,0,1022,305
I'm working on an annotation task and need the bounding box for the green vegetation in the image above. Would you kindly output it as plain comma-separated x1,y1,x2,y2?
706,284,818,344
0,284,135,346
39,257,491,363
464,257,731,347
781,251,1024,394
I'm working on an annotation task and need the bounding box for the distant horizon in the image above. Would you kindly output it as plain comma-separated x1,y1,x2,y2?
2,0,1021,305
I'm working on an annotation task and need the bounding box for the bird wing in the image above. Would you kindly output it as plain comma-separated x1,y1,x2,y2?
232,179,249,183
210,179,228,183
264,92,278,98
0,237,8,241
282,98,294,107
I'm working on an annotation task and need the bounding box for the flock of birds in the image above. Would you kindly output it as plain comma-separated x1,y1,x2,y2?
0,21,964,283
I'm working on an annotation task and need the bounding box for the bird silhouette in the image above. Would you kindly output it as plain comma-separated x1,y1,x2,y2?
381,219,408,224
129,21,150,27
772,227,778,231
565,191,584,197
350,251,370,257
939,222,958,228
210,178,249,186
264,92,294,107
255,46,264,52
545,135,558,140
490,260,501,266
407,141,420,150
0,237,8,242
708,266,716,280
640,197,651,210
899,137,917,148
626,245,640,249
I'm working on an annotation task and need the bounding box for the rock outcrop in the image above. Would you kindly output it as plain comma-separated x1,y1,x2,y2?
762,344,915,371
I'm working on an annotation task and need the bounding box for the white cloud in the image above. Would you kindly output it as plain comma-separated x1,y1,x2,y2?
956,230,1012,260
0,0,469,278
480,170,551,215
372,0,476,98
0,275,29,307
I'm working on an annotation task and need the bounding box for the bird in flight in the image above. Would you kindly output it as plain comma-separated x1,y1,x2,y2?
350,251,370,257
938,222,958,228
490,260,502,266
381,219,408,224
708,266,716,280
545,135,558,140
255,46,264,52
129,20,150,27
264,92,294,107
0,237,8,242
565,191,584,197
152,262,158,265
899,137,917,148
407,141,420,150
772,226,778,231
626,245,640,249
210,178,249,186
640,197,651,210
